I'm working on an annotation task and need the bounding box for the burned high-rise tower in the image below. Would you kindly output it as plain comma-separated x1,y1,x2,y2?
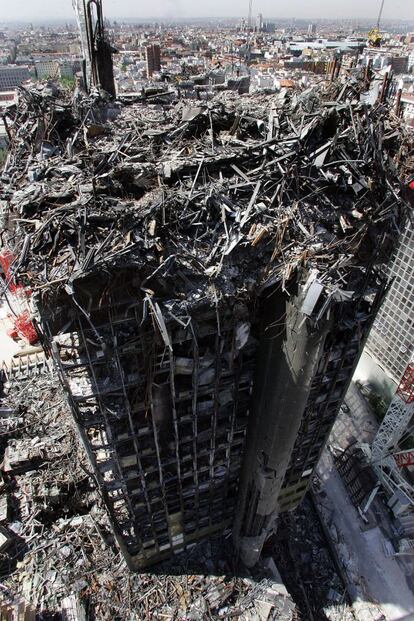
1,81,409,570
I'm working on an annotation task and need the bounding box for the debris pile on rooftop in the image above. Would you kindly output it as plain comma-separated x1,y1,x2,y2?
0,80,410,311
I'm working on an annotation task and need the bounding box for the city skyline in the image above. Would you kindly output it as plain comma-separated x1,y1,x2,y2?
1,0,413,22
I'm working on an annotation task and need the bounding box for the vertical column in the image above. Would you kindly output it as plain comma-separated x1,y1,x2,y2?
233,280,330,567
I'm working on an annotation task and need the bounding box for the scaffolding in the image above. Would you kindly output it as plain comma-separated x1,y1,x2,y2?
370,362,414,511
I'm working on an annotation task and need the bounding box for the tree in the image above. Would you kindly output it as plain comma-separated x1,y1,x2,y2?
60,76,76,90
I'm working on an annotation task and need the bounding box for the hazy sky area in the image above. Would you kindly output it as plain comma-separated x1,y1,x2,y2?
0,0,413,22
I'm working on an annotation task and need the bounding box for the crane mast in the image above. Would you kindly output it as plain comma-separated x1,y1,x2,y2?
368,0,385,47
246,0,253,63
72,0,115,97
376,0,385,29
369,361,414,511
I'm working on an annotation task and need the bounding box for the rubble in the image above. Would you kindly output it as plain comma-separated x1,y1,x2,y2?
0,369,299,619
1,81,410,298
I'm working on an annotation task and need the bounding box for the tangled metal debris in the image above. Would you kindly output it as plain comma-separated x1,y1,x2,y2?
0,74,412,576
1,80,410,296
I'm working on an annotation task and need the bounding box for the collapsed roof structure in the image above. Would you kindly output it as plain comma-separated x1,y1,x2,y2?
0,75,411,570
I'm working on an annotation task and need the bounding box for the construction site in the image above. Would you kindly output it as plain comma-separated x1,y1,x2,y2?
0,1,413,619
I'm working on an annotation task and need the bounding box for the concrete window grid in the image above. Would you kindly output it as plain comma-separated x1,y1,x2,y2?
0,67,30,91
366,222,414,383
47,287,259,568
280,299,376,510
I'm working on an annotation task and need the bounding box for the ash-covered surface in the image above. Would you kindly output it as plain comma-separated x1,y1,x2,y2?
0,79,410,309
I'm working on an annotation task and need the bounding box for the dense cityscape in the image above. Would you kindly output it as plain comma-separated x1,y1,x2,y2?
0,3,414,621
0,16,413,108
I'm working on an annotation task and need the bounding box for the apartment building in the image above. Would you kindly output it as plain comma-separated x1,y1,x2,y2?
0,65,30,91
